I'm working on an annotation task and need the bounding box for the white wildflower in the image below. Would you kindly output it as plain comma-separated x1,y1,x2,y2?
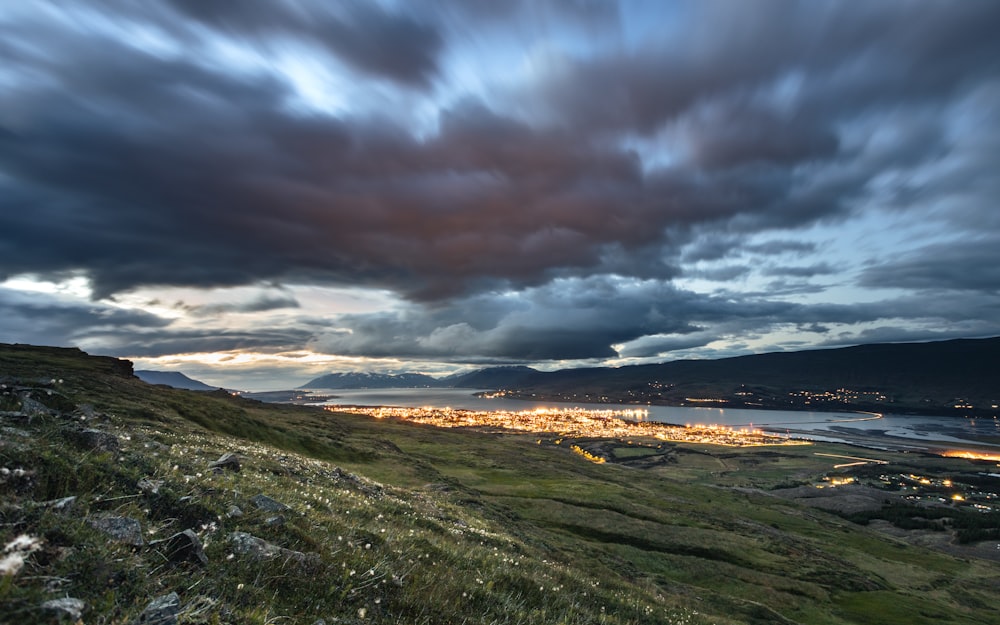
0,535,42,576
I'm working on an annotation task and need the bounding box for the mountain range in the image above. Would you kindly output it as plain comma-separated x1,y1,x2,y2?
298,365,539,390
528,337,1000,416
298,338,1000,416
144,337,1000,416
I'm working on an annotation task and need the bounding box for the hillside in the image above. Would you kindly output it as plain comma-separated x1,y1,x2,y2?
136,370,218,391
2,343,1000,624
503,337,1000,417
446,365,540,389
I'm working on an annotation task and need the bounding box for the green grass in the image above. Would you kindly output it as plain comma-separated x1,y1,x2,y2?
610,445,661,459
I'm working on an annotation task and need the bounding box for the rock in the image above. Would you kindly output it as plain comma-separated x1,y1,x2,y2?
150,530,208,566
250,494,289,512
264,515,285,526
228,532,318,565
76,429,120,453
225,505,243,518
40,597,86,620
89,516,144,546
20,395,54,417
208,452,241,472
144,440,171,452
137,478,163,494
137,591,181,625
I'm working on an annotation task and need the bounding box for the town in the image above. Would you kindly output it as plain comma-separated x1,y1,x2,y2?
326,404,811,447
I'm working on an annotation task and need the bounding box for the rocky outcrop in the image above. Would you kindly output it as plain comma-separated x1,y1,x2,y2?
88,516,144,546
208,452,241,472
75,429,120,453
228,532,318,565
250,494,289,512
137,592,181,625
150,530,208,566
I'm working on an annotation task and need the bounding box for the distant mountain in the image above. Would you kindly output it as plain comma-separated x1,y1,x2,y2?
295,337,1000,415
299,371,443,389
503,337,1000,416
447,365,541,389
136,370,217,391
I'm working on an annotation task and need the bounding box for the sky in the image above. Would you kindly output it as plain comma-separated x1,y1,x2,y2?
1,1,999,390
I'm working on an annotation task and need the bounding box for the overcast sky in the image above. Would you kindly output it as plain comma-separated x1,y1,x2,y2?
2,1,999,389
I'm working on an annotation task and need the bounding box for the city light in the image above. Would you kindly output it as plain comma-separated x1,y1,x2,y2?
942,451,1000,462
326,405,811,447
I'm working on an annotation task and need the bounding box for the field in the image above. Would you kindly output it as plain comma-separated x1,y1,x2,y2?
2,344,999,624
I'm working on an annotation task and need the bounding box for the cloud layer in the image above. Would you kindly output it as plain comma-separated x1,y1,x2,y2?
2,1,999,380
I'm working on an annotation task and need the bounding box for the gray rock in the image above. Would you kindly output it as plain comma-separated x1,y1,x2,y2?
228,532,318,565
20,395,54,417
137,478,163,494
77,429,120,453
264,515,285,526
40,597,86,620
225,505,243,518
208,452,241,472
89,516,144,546
150,529,208,566
137,591,181,625
144,440,171,452
250,494,289,512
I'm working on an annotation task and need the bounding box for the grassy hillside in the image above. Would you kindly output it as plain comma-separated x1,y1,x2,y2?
2,344,999,624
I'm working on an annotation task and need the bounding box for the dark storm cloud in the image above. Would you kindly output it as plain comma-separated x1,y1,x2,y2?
680,237,817,265
0,288,169,350
685,266,752,283
744,241,817,256
0,286,315,360
88,327,316,359
860,238,1000,292
84,0,444,88
3,0,997,303
312,276,903,362
762,263,836,278
306,278,1000,364
615,334,718,359
179,0,441,88
681,101,840,169
534,1,1000,135
180,293,301,317
2,1,1000,365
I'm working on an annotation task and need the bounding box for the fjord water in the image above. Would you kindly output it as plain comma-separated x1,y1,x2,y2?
317,388,1000,450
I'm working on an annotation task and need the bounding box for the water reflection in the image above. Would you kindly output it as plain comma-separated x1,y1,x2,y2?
317,388,1000,450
